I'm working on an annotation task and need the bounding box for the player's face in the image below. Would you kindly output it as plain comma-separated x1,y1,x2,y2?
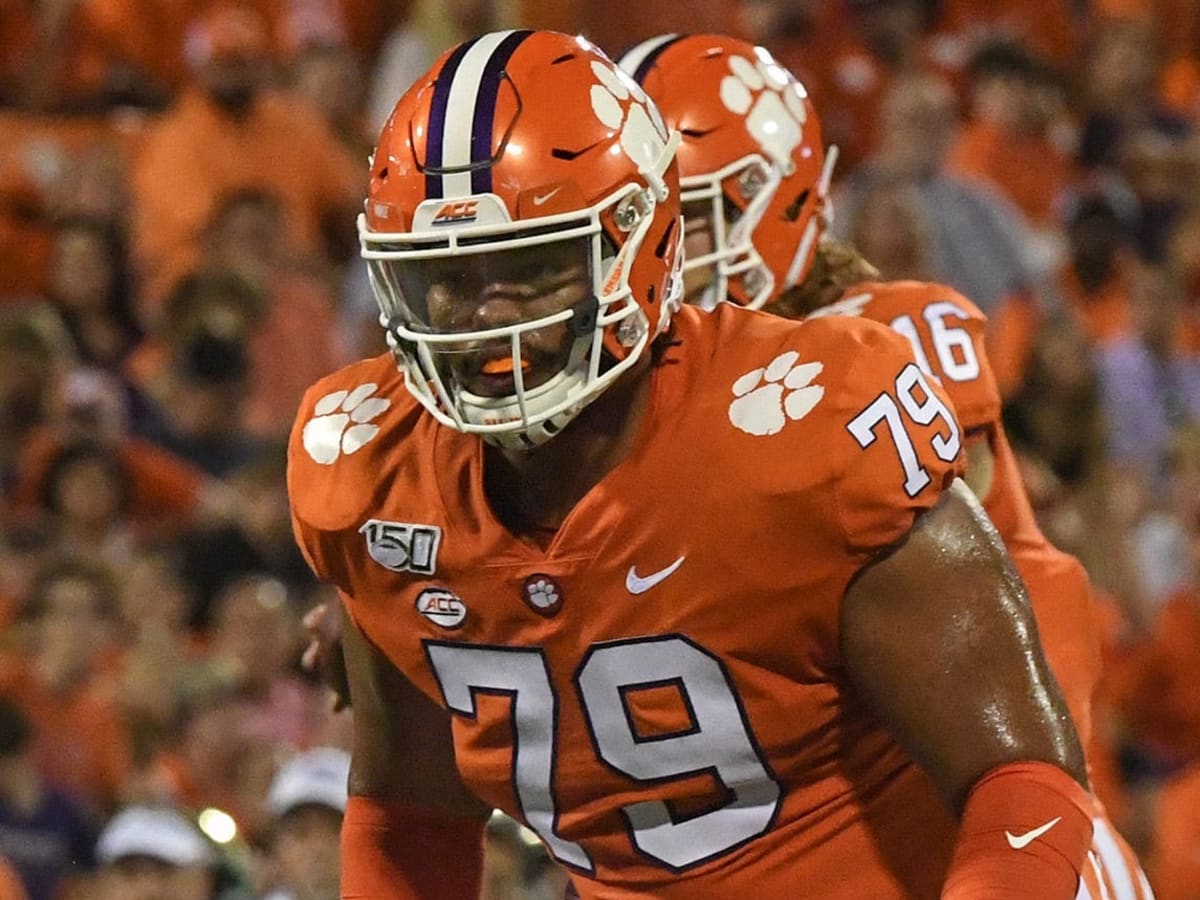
388,238,593,398
681,200,718,304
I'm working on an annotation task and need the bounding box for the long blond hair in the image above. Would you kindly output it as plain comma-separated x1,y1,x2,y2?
763,239,881,319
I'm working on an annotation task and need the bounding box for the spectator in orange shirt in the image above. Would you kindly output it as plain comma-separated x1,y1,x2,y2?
0,559,131,820
1056,191,1140,345
199,189,349,441
0,697,94,900
288,40,372,159
806,0,946,172
35,439,137,567
0,856,28,900
0,0,196,112
130,4,362,317
932,0,1082,71
42,218,141,374
9,367,230,541
0,311,62,515
948,41,1074,227
126,272,270,476
0,113,136,306
1109,586,1200,771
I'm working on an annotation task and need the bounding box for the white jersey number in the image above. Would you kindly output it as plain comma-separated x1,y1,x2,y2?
889,300,981,383
426,636,781,873
847,363,961,496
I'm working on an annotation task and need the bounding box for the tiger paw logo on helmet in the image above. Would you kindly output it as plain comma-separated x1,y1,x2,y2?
728,352,824,437
719,54,810,171
588,60,669,171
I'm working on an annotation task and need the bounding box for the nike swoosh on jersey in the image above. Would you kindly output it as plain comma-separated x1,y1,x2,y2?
625,556,685,594
1005,817,1062,850
532,187,562,206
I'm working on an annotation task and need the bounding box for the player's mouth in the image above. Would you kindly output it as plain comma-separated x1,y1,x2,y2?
459,350,539,397
480,357,532,376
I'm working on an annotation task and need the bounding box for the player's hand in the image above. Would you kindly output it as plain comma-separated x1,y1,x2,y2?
302,599,351,711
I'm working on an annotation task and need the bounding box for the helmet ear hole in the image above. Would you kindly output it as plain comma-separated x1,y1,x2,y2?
785,190,811,222
654,219,676,259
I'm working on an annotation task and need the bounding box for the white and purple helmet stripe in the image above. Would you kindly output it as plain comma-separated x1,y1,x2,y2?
423,29,533,200
618,33,685,85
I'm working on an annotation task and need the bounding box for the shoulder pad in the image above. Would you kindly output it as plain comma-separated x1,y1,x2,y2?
287,354,424,537
801,315,967,554
833,281,1001,432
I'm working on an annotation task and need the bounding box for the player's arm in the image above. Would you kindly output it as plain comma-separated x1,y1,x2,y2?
341,605,491,900
841,480,1092,899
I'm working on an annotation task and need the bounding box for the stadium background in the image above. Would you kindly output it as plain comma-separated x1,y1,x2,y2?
2,0,1200,897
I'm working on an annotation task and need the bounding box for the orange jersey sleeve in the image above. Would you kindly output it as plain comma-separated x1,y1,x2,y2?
814,280,1001,434
819,283,1108,742
810,312,967,554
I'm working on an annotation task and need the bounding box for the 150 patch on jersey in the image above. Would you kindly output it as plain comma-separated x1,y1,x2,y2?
360,519,441,575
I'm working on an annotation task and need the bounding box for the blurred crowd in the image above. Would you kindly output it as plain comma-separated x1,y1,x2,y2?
1,0,1200,897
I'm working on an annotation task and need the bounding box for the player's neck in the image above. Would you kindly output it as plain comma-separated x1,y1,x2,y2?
483,358,654,538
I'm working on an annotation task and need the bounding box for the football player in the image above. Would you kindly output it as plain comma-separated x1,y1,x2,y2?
621,32,1155,900
289,30,1094,899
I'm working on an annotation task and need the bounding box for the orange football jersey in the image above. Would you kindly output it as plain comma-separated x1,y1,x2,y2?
289,304,967,898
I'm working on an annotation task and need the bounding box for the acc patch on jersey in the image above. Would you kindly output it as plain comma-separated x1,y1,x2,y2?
415,588,466,628
360,519,441,575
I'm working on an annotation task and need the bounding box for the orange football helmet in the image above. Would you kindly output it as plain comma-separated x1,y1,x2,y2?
361,30,682,448
620,34,836,309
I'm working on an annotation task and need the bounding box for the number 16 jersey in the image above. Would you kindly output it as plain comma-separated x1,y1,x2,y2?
288,304,966,899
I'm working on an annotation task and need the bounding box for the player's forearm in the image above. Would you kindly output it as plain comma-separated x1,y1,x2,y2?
941,761,1094,899
341,796,486,900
